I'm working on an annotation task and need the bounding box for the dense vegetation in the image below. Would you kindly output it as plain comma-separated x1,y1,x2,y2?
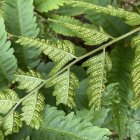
0,0,140,140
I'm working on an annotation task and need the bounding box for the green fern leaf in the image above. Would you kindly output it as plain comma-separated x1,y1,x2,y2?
46,70,79,108
0,17,17,87
32,105,111,140
68,0,140,26
0,89,19,114
17,37,77,76
49,16,113,45
82,50,112,109
21,136,30,140
108,46,133,139
3,111,22,135
14,70,45,92
0,131,4,140
34,0,66,12
131,36,140,109
3,0,41,68
21,92,45,129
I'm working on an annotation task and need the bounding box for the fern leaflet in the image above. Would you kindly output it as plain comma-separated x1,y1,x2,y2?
68,0,140,26
0,17,17,88
32,105,111,140
4,0,41,68
34,0,66,12
82,50,111,109
13,70,45,92
3,112,22,135
17,37,77,76
21,92,45,129
108,46,133,139
0,131,4,140
131,36,140,109
0,89,19,114
49,16,113,45
46,70,79,108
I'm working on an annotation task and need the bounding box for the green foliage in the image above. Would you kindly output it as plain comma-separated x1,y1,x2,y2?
17,37,77,75
0,131,4,140
131,36,140,109
3,112,22,135
21,92,45,129
14,70,45,92
82,50,111,109
49,15,112,45
0,17,17,88
31,105,111,140
34,0,66,12
68,0,140,26
46,70,79,108
108,46,133,139
4,0,41,68
0,0,140,140
0,89,19,114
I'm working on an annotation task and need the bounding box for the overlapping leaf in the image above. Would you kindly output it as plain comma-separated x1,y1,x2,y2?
49,15,113,45
82,50,112,109
17,37,77,76
34,0,66,12
68,0,140,26
4,0,41,68
21,92,45,129
46,70,79,108
131,36,140,109
14,70,45,92
0,89,19,114
108,46,133,139
0,17,17,87
31,105,111,140
3,112,22,135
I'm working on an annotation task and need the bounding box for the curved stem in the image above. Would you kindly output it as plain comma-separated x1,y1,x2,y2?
2,26,140,123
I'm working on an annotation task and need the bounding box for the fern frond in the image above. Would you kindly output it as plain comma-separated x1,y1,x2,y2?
108,46,133,139
17,37,77,76
68,0,140,26
0,17,17,87
3,0,41,68
46,70,79,108
3,111,22,135
131,36,140,109
0,131,4,140
82,50,112,109
21,92,45,129
13,70,45,92
32,105,111,140
0,89,19,114
34,0,66,12
49,16,113,45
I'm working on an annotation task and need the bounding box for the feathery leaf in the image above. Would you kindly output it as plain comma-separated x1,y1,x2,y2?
0,17,17,87
3,112,22,135
49,16,113,45
0,89,19,114
17,37,77,76
3,0,41,68
82,50,112,109
34,0,66,12
21,92,45,129
32,105,111,140
108,46,133,139
131,35,140,109
13,69,45,92
46,70,79,108
68,0,140,26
